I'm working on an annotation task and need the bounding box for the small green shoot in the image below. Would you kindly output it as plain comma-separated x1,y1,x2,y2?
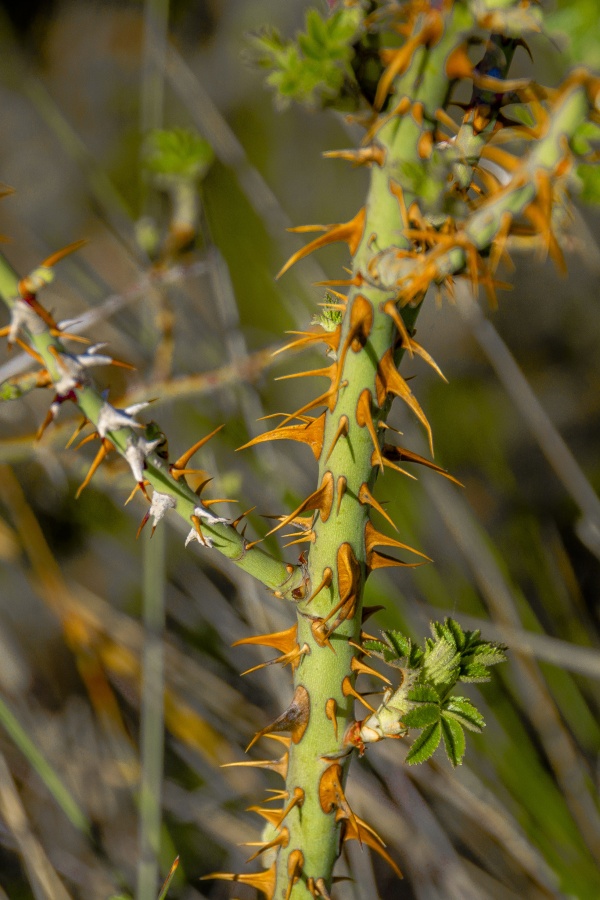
364,619,507,766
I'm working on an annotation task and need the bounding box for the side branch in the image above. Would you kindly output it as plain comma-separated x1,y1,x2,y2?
0,253,303,598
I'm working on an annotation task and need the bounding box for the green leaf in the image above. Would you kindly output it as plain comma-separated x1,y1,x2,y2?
459,662,493,683
408,684,440,704
403,704,440,728
405,684,440,727
441,716,466,767
422,635,461,686
143,129,213,181
467,643,507,666
406,722,442,765
362,639,389,656
443,697,485,732
383,629,412,659
444,618,466,650
248,6,364,110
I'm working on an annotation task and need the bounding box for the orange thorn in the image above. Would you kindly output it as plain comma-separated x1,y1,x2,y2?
365,520,431,561
239,411,326,461
221,753,289,780
275,364,336,383
377,451,417,480
356,389,384,470
285,849,304,900
388,180,410,231
39,238,88,271
277,208,366,279
200,864,276,899
382,443,463,486
244,828,290,863
325,415,349,462
246,686,310,751
172,425,225,476
136,511,150,539
231,505,256,530
382,299,414,354
310,618,335,652
75,439,112,498
276,787,305,829
272,328,340,358
325,698,338,740
247,805,282,827
342,676,376,713
266,472,334,537
319,762,358,833
282,532,316,549
305,567,333,605
435,107,459,134
190,514,209,546
124,482,145,505
323,146,385,166
375,349,433,454
202,497,236,507
342,815,403,879
239,643,308,677
65,417,90,449
368,549,426,571
358,482,397,532
351,656,391,685
15,338,44,364
244,537,263,551
74,431,99,450
233,623,298,654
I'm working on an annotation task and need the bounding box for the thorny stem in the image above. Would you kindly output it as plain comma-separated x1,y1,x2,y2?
2,1,600,897
274,9,474,894
0,255,304,599
241,12,600,900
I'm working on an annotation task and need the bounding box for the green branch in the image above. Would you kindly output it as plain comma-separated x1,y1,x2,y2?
0,253,303,598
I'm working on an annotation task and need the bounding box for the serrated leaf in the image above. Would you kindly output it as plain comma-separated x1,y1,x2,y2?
441,716,466,767
443,697,485,732
408,684,440,704
422,637,461,686
468,644,507,666
459,663,492,683
363,639,388,656
406,722,442,765
403,704,440,728
383,629,412,659
445,618,465,649
436,620,458,646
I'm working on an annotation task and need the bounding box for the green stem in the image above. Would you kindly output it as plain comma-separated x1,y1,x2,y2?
273,7,479,895
0,254,303,598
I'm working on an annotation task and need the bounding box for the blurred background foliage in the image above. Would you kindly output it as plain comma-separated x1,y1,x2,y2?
0,1,599,898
